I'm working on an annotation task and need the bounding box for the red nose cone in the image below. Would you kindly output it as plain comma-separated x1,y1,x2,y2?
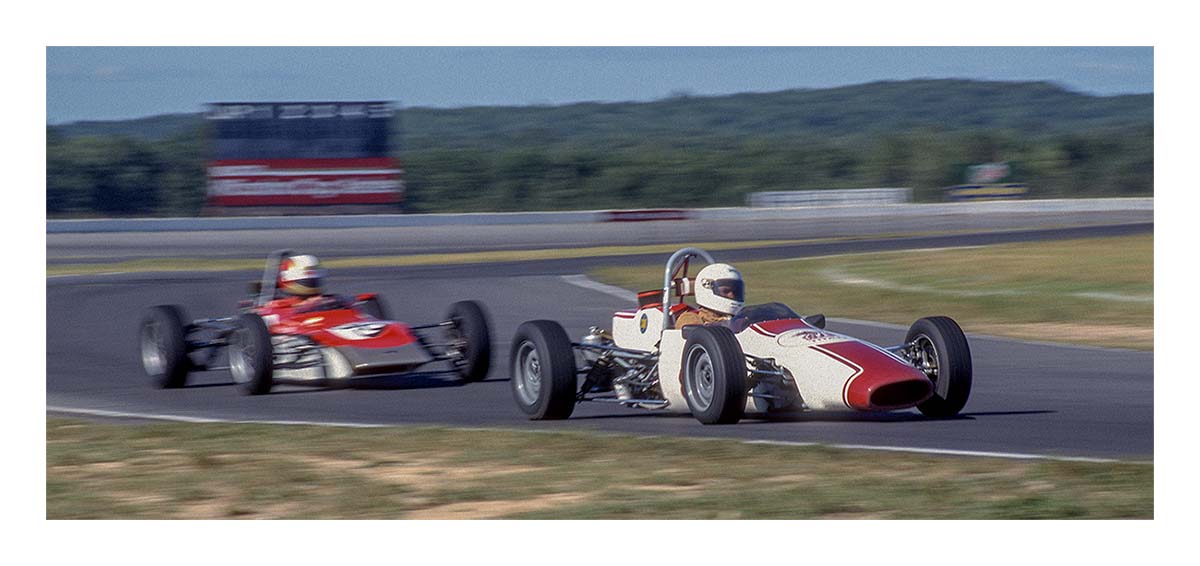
817,342,934,411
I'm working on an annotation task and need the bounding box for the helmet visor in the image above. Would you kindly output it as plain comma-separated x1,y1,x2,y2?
712,279,744,302
289,277,323,290
281,268,326,294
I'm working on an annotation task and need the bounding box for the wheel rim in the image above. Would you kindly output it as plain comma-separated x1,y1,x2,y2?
913,334,940,382
229,327,255,383
513,341,542,406
685,346,716,412
140,321,165,375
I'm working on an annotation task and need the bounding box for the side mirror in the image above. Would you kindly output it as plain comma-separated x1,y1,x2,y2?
803,314,827,329
248,281,262,295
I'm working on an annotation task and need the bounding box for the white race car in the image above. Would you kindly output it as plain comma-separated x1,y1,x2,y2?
509,248,972,424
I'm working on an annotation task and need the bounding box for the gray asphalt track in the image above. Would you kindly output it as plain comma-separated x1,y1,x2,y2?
46,224,1154,460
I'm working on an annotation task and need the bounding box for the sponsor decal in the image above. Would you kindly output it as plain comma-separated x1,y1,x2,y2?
208,102,393,121
776,328,840,347
210,178,402,197
639,313,648,333
328,322,389,341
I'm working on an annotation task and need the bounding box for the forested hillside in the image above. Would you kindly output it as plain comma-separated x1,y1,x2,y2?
47,79,1153,216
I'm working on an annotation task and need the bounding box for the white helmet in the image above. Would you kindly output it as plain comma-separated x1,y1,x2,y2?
278,254,326,297
695,263,744,316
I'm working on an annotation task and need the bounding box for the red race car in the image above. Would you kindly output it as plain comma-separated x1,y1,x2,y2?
139,249,491,394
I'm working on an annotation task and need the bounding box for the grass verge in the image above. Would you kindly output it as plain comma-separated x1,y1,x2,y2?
591,234,1152,350
46,239,815,277
45,225,1121,277
47,417,1151,519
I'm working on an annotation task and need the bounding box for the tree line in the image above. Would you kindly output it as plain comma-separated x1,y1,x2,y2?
47,80,1153,216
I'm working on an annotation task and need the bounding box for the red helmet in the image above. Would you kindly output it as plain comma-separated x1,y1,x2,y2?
278,254,326,296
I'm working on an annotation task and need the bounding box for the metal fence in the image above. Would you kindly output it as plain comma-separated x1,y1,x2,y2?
747,188,912,208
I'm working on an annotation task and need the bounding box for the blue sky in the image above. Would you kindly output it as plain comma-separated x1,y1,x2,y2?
46,47,1153,124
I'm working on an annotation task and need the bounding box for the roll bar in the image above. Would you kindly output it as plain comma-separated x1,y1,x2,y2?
256,249,292,306
661,247,715,327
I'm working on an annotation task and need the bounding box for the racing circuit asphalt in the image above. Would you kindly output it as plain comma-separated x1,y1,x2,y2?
46,223,1154,461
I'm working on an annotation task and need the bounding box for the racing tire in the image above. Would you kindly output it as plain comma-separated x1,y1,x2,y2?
229,313,274,395
358,295,389,320
906,316,973,418
510,320,577,420
140,305,190,389
447,300,492,382
682,325,749,425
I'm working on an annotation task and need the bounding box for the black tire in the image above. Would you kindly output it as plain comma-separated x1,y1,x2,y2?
140,305,190,389
681,326,748,424
447,300,492,382
229,313,274,395
510,320,577,420
358,295,389,320
906,316,973,418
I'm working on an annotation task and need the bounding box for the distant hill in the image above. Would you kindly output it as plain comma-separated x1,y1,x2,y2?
47,79,1153,217
50,113,202,141
48,79,1152,147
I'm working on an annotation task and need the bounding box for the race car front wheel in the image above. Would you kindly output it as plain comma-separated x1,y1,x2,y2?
510,320,577,420
229,313,274,395
140,305,190,388
906,316,973,418
682,325,748,424
446,300,492,382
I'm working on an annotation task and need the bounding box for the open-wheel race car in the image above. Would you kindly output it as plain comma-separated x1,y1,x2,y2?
510,247,972,424
139,249,491,394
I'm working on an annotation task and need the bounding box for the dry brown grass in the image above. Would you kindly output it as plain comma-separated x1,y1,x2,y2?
47,418,1152,519
593,234,1153,350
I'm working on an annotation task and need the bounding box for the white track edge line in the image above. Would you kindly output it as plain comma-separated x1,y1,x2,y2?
560,274,637,301
47,406,390,428
47,405,1141,464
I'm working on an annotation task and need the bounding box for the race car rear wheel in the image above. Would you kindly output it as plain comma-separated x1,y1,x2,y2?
906,316,972,418
229,313,274,395
682,325,748,424
447,300,492,382
140,305,190,388
510,320,577,420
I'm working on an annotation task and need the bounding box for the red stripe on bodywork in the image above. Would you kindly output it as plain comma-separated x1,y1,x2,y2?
751,319,814,338
816,341,931,410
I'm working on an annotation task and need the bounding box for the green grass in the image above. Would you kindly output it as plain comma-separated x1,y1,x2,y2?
46,418,1151,519
591,234,1153,349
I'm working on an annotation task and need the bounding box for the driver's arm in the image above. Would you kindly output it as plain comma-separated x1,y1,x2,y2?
675,311,703,329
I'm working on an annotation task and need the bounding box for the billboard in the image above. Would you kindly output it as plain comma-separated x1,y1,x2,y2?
206,102,403,207
944,161,1029,201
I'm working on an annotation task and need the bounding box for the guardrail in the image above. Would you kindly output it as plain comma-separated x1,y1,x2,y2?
748,188,912,207
46,198,1153,233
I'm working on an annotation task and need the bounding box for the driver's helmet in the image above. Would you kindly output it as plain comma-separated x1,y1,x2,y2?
695,263,744,316
278,254,326,297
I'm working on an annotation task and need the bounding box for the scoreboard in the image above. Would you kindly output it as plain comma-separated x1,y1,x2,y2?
206,102,403,207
